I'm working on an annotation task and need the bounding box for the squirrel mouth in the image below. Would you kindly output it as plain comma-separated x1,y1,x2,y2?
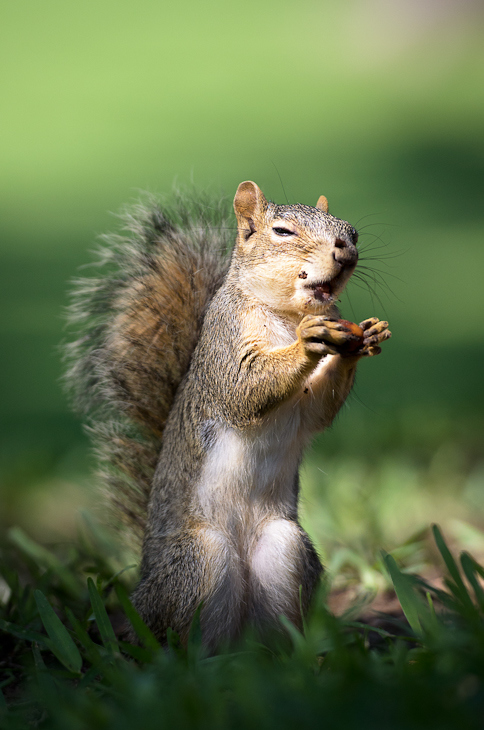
306,279,336,303
305,265,354,303
311,282,333,302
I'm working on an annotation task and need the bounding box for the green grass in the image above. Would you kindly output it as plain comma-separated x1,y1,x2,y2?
2,522,484,729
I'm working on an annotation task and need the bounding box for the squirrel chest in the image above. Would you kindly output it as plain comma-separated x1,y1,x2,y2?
195,409,306,529
161,308,340,541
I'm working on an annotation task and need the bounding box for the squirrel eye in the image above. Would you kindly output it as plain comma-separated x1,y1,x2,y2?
272,227,295,236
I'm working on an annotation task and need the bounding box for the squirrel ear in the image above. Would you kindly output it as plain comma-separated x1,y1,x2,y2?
316,195,329,213
234,181,267,220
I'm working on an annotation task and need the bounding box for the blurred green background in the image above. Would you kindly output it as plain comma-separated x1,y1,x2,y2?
1,0,483,565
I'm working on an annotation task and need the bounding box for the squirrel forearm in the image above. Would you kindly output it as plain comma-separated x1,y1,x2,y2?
303,353,357,430
214,340,319,426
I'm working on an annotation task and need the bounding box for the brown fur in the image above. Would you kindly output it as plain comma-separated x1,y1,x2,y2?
64,193,232,546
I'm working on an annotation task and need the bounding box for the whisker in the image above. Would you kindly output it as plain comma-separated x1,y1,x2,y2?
355,221,399,232
270,160,290,203
341,284,357,321
353,212,387,227
349,387,379,415
357,232,393,249
356,268,398,298
357,265,405,284
356,269,394,293
354,269,404,306
359,251,406,262
351,272,389,312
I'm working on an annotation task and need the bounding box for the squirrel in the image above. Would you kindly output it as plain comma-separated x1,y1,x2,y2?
65,181,391,649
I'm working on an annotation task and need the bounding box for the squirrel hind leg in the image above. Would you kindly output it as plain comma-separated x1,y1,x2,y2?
247,519,322,632
131,525,245,649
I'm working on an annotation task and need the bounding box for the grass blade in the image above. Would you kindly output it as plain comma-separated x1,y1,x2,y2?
34,590,82,674
345,621,396,640
383,553,423,637
65,605,121,679
432,525,474,611
32,644,58,699
65,607,123,685
119,640,154,663
87,578,118,654
279,614,307,652
0,617,55,647
166,627,183,657
187,603,206,665
65,606,104,663
425,592,443,636
114,582,160,653
460,552,484,609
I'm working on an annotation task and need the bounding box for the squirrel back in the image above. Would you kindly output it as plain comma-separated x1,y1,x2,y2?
64,191,232,546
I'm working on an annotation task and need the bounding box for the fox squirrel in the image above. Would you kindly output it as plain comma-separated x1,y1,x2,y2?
65,181,391,648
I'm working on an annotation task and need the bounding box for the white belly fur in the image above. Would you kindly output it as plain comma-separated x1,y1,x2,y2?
196,401,307,536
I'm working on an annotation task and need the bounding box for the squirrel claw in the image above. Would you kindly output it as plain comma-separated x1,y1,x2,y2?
361,345,382,357
359,317,380,331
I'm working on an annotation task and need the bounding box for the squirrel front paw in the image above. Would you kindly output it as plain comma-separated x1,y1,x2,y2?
297,316,364,359
356,317,392,357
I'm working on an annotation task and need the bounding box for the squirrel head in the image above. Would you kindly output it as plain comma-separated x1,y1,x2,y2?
232,181,359,318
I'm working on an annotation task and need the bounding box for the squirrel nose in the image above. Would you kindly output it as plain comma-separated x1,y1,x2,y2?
332,236,358,266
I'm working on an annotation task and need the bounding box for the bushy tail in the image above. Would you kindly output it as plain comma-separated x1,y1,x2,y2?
64,191,233,548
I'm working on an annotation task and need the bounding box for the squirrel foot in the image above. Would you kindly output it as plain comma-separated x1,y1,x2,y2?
357,318,392,357
297,316,363,358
